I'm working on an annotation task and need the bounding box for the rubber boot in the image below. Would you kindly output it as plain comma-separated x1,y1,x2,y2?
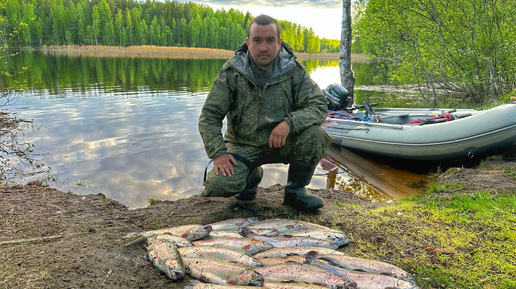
234,166,263,201
283,159,324,211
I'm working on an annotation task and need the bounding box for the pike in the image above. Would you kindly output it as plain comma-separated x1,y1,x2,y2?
239,227,340,249
207,217,260,231
305,253,419,289
245,218,310,235
183,257,264,286
178,246,263,268
146,240,185,280
255,261,357,289
254,246,346,259
193,237,273,255
314,253,416,283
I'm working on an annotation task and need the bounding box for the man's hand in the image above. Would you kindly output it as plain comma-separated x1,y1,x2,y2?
269,121,290,148
213,154,237,177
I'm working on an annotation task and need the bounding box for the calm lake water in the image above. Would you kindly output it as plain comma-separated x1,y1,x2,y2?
1,50,429,208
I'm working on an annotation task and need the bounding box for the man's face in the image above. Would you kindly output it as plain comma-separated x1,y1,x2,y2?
246,23,282,71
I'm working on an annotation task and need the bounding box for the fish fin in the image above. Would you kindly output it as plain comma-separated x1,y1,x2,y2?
238,227,254,238
123,236,145,248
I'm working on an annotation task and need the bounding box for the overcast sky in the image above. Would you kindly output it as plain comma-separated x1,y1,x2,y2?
180,0,343,40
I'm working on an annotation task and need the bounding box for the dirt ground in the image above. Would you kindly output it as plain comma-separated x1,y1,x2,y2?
1,151,515,289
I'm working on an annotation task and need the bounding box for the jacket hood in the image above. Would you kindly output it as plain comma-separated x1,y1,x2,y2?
229,41,298,81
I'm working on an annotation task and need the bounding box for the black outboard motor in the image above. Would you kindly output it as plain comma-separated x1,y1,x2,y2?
324,84,354,112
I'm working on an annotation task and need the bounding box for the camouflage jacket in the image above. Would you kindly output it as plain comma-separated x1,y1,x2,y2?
198,42,328,159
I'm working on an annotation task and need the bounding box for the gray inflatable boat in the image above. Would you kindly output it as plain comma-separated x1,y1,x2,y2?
323,101,516,161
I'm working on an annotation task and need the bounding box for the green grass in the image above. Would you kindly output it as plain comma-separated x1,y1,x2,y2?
346,190,516,289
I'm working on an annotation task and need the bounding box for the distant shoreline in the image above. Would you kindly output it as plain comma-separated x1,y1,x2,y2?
38,45,367,61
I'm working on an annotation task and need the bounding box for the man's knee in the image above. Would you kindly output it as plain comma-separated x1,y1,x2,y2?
201,166,248,198
294,126,333,162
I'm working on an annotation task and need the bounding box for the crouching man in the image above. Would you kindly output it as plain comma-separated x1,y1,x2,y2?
198,15,332,211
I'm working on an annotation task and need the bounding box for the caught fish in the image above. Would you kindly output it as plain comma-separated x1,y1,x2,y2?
183,257,264,286
314,254,416,283
207,217,260,231
239,227,340,249
143,224,212,241
305,253,419,289
254,246,346,259
264,281,328,288
245,218,309,235
145,233,193,248
205,229,245,239
280,229,349,247
178,246,263,268
258,255,308,266
193,283,255,289
255,261,357,289
146,240,185,280
193,237,273,255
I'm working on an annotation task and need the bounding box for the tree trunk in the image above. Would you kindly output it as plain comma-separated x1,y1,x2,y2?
340,0,355,98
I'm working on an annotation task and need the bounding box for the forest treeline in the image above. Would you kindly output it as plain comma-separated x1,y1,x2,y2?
0,0,340,53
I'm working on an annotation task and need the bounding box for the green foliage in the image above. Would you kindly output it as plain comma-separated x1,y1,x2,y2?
147,198,162,206
355,0,516,104
0,0,336,53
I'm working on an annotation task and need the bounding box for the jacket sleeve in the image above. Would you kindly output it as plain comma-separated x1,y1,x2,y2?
198,70,232,159
284,68,328,134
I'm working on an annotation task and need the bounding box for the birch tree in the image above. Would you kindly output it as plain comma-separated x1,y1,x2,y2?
340,0,355,97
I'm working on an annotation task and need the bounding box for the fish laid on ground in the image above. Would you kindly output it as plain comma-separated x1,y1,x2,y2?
178,246,263,268
145,233,193,248
255,261,357,289
142,224,212,241
192,283,257,289
239,227,340,249
204,229,245,239
193,237,273,255
207,217,260,231
183,257,264,286
245,218,310,235
305,254,419,289
280,229,349,247
146,239,185,280
263,281,328,288
254,246,346,259
258,255,308,266
314,254,416,283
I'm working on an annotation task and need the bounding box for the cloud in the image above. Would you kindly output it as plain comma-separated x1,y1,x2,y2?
191,0,341,8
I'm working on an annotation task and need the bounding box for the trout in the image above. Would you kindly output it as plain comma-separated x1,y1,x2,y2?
178,246,263,268
146,240,185,280
280,229,349,247
193,237,273,255
183,257,264,286
142,224,212,241
145,233,193,248
315,254,416,283
264,281,328,288
254,246,346,259
305,253,419,289
255,261,357,289
258,255,308,266
207,217,260,231
245,218,309,235
239,227,340,249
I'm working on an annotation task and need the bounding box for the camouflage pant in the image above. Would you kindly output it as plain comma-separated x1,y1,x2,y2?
201,125,333,197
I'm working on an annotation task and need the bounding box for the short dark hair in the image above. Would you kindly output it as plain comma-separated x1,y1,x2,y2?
248,14,281,40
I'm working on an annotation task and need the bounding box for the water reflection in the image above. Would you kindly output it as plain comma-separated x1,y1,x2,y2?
2,51,426,208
